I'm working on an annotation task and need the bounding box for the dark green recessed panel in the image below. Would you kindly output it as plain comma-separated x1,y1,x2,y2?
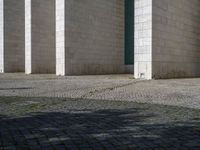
125,0,134,65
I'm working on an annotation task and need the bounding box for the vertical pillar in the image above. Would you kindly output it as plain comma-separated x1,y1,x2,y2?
25,0,55,74
56,0,65,75
0,0,25,73
25,0,31,74
134,0,152,79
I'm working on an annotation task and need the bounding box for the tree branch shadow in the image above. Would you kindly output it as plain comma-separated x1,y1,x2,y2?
0,108,200,149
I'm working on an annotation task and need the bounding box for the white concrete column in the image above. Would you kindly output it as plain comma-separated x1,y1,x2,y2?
56,0,65,75
134,0,152,79
25,0,56,74
25,0,31,74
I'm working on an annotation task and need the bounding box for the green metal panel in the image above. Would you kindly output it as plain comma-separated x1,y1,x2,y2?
125,0,134,65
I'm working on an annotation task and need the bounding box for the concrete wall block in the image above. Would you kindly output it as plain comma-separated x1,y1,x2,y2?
56,0,125,75
25,0,55,74
152,0,200,79
0,0,3,73
1,0,25,73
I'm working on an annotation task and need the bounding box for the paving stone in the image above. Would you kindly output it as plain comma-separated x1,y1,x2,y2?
0,74,200,149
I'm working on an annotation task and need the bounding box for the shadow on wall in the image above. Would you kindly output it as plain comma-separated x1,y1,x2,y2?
0,109,200,149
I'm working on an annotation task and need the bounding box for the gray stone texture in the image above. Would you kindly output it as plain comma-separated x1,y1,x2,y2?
56,0,125,75
152,0,200,79
25,0,55,74
1,73,200,109
0,0,3,73
0,0,25,73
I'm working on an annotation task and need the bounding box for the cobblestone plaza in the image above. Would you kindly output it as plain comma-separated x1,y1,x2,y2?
0,74,200,149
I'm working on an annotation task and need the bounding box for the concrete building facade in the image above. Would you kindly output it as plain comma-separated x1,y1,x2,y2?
1,0,200,79
0,0,25,73
152,0,200,79
56,0,126,75
135,0,200,79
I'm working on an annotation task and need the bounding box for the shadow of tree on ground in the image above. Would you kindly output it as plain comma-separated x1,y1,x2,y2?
0,108,200,150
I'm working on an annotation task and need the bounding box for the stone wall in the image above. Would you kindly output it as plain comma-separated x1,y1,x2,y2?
0,0,3,73
1,0,200,79
25,0,55,74
0,0,25,73
152,0,200,78
135,0,200,79
56,0,125,75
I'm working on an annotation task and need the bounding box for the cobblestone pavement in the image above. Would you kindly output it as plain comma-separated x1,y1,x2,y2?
0,73,200,109
0,97,200,150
